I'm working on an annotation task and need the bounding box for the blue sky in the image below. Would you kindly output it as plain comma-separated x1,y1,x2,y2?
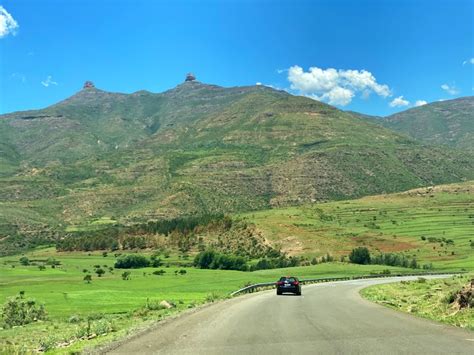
0,0,472,115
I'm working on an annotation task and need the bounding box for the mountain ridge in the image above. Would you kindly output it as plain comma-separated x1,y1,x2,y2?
1,79,473,252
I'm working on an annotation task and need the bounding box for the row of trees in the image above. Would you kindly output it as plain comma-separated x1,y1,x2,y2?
193,250,305,272
114,254,163,269
250,256,302,271
193,250,248,271
130,214,231,236
349,247,420,269
56,214,230,252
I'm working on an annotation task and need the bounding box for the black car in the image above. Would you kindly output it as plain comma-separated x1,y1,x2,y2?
276,276,301,295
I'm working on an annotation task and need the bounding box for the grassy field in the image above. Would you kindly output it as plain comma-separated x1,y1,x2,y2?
0,247,419,353
240,182,474,270
361,274,474,330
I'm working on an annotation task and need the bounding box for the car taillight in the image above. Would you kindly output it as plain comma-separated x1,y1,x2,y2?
292,281,299,285
276,281,284,285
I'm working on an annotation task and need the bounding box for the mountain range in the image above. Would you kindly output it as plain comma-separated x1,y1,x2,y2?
0,78,473,248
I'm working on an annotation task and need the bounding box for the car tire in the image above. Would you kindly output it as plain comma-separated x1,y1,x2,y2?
276,290,282,295
297,291,301,296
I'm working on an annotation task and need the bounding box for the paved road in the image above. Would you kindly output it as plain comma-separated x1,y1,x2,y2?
108,276,473,354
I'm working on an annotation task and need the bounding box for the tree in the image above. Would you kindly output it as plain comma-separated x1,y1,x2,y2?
19,256,29,266
95,268,105,277
349,247,371,265
83,274,92,283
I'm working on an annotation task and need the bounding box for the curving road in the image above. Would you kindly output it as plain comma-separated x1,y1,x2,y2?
108,276,473,354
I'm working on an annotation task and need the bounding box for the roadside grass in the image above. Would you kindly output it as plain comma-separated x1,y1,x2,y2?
361,274,474,330
0,248,420,353
240,182,474,270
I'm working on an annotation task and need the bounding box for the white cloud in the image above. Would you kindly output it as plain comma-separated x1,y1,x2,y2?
310,86,354,106
441,83,459,95
256,82,262,86
414,100,427,107
0,6,19,38
41,75,58,87
389,96,410,107
286,65,391,106
462,58,474,65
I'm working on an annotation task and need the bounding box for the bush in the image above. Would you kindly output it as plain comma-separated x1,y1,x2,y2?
19,256,29,266
349,247,371,265
1,293,47,327
83,274,92,283
95,268,105,277
150,256,162,268
68,314,81,323
121,271,131,280
114,254,150,269
45,257,60,266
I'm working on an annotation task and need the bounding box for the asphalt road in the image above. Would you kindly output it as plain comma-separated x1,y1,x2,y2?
108,276,473,354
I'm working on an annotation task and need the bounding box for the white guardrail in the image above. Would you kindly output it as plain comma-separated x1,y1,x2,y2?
230,272,463,297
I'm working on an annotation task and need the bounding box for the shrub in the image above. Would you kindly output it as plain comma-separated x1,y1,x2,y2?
83,274,92,283
93,319,113,335
150,256,162,268
19,256,29,266
1,293,47,327
121,271,131,280
444,292,456,304
114,254,150,269
95,268,105,277
179,269,187,275
68,314,81,323
152,269,166,276
349,247,371,265
45,257,60,266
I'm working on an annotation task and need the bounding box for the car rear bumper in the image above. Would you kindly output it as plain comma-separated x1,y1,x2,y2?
277,286,299,293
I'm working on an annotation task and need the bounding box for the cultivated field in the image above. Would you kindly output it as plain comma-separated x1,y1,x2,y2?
242,182,474,269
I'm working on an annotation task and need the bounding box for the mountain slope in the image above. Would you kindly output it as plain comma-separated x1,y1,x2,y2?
379,97,474,151
1,80,474,244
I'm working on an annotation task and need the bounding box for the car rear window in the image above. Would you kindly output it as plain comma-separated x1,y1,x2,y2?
279,277,297,282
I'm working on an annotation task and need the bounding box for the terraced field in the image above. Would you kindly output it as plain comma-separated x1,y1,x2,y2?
241,182,474,269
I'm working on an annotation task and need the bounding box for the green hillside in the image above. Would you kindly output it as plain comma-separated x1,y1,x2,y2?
372,97,474,151
1,80,474,253
241,181,474,270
